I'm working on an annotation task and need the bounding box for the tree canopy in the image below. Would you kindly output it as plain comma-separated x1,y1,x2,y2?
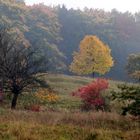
0,1,140,80
0,0,65,72
56,6,140,80
70,35,114,76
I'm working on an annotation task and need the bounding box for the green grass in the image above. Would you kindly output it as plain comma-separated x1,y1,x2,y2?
42,74,127,110
3,74,134,110
1,74,139,140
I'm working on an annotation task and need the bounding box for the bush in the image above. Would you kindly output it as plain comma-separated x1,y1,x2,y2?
35,88,59,103
72,78,109,111
111,84,140,116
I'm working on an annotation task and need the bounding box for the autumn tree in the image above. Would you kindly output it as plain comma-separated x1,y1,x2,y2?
0,27,47,109
70,35,114,77
126,53,140,82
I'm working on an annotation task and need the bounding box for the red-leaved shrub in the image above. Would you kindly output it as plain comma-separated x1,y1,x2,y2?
72,78,109,111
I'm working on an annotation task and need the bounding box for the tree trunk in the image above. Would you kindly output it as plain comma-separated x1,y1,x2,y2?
92,72,95,78
11,93,18,109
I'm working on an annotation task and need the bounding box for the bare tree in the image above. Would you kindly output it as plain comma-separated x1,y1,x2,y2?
0,27,48,109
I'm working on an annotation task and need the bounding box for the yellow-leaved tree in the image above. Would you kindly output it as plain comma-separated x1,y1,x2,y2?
70,35,114,76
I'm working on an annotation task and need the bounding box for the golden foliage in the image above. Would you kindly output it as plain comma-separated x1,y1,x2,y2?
70,35,114,75
35,88,59,103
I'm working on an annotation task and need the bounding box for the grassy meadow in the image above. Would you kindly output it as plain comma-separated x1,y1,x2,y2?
0,74,139,140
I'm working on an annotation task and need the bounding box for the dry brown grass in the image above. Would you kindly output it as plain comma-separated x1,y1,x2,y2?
0,109,139,130
0,109,139,140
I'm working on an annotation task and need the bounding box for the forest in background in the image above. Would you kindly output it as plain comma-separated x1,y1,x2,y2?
1,0,140,80
0,1,139,139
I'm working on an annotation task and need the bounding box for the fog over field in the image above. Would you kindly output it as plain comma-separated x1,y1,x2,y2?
25,0,140,13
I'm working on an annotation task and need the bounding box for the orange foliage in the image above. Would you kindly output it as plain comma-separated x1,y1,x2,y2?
35,88,59,103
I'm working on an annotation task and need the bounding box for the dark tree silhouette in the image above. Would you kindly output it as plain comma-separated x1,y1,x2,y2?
0,27,47,109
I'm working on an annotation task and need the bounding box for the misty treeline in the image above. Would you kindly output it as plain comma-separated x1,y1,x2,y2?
1,0,140,80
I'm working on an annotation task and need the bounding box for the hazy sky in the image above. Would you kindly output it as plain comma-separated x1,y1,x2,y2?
25,0,140,13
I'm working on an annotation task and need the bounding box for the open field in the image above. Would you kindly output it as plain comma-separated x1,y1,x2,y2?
0,74,139,140
0,109,139,140
1,74,131,110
